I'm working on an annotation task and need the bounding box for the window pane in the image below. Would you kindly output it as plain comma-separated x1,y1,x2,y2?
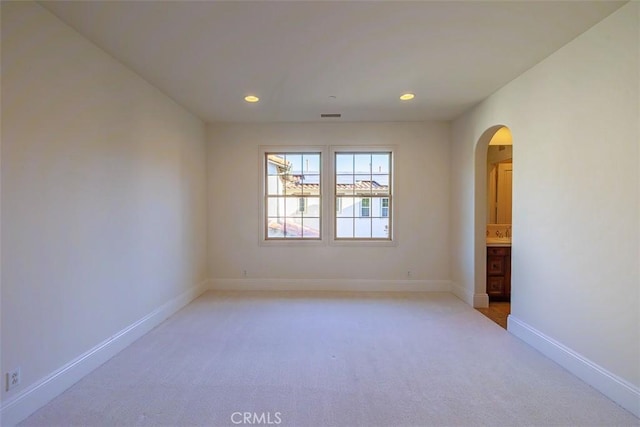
370,197,389,217
284,218,304,238
336,218,354,238
336,197,353,217
287,154,303,175
267,154,285,175
354,154,371,174
302,218,320,238
354,218,371,238
336,174,354,195
336,153,354,174
372,218,390,238
285,197,301,217
267,175,282,195
305,197,320,216
354,174,372,195
281,176,290,196
371,174,389,191
303,154,320,173
300,174,319,195
307,180,321,196
267,218,284,238
267,197,282,217
336,174,354,185
372,153,390,174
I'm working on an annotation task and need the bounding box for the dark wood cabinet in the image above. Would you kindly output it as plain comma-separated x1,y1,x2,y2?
487,246,511,300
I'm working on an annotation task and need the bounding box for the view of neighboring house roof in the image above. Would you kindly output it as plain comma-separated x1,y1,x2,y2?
283,176,388,196
268,156,389,196
267,154,290,169
336,180,387,195
267,219,320,238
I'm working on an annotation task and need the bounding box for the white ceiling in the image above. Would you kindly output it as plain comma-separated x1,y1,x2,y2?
41,1,625,123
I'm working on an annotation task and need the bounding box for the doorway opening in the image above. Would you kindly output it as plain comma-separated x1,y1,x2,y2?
474,125,513,329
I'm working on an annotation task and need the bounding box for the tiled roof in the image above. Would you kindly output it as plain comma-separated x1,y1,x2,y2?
267,219,320,238
284,178,388,195
336,180,387,191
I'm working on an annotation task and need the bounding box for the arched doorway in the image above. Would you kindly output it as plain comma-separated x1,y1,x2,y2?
473,125,513,328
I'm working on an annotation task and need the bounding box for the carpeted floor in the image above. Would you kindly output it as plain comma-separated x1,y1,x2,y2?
20,291,639,427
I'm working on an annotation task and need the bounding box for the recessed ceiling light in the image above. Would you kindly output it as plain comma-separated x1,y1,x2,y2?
244,95,259,103
400,93,415,101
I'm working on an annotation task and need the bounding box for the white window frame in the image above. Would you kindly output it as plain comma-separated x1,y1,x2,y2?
259,146,327,246
330,146,396,246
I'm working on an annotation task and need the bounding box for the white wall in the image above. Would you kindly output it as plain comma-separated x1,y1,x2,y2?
208,122,450,290
1,2,208,423
450,2,639,415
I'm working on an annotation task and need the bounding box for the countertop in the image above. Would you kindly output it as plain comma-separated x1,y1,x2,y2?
486,239,511,247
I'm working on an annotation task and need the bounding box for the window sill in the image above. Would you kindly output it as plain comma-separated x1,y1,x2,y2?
259,239,325,247
330,239,397,247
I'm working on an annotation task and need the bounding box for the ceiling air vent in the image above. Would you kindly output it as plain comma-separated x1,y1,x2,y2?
321,113,341,118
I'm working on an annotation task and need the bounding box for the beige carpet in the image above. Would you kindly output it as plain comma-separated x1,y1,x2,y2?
20,291,639,427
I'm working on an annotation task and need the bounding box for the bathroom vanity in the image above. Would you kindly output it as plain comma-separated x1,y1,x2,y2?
486,244,511,300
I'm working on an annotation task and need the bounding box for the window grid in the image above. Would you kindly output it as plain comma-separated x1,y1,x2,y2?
265,152,321,240
334,152,392,240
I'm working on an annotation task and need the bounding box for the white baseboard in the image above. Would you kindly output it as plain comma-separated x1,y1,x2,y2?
450,282,488,308
0,280,209,427
450,282,469,303
210,278,451,293
473,292,489,308
508,315,640,418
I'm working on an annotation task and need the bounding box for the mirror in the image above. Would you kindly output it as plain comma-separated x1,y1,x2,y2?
487,127,512,225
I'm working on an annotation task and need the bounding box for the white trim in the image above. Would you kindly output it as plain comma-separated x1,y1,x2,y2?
0,281,209,427
210,278,451,293
451,281,489,308
329,239,398,247
508,315,640,418
451,282,472,305
473,292,489,308
258,146,327,246
329,145,396,245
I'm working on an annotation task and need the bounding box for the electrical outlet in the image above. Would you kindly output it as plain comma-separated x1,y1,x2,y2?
243,270,247,277
6,368,20,391
407,270,412,278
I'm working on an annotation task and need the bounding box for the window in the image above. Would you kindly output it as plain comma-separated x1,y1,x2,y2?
264,152,321,240
381,198,389,217
361,198,370,217
335,151,392,240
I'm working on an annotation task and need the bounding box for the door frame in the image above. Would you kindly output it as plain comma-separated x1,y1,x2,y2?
473,125,512,308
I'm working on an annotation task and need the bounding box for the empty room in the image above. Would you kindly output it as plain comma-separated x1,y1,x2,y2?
1,1,639,426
